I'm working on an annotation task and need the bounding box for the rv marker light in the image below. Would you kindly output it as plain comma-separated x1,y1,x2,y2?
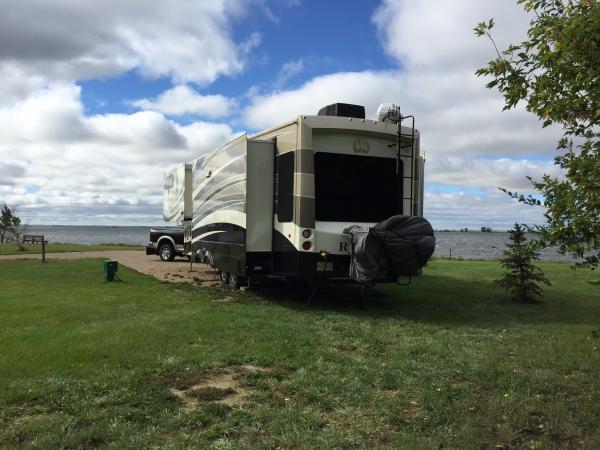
302,241,312,251
302,229,312,238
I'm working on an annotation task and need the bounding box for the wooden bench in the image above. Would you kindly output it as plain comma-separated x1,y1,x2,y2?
23,235,48,244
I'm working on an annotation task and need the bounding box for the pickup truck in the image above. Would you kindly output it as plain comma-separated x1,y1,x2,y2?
145,226,185,262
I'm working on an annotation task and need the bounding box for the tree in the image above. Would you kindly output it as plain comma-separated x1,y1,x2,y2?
0,204,23,243
496,223,551,303
475,0,600,269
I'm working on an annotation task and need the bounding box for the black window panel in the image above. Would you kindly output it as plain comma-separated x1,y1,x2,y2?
276,152,294,222
314,152,400,222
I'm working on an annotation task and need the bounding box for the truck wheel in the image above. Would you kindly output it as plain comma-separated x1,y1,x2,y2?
158,243,175,262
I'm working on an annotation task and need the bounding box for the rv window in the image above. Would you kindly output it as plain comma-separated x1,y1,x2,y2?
314,152,400,222
276,152,294,222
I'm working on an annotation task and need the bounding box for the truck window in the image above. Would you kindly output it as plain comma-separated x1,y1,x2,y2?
276,152,294,222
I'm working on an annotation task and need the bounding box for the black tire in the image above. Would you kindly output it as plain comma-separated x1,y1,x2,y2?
158,242,175,262
228,273,244,289
205,251,214,268
220,270,229,284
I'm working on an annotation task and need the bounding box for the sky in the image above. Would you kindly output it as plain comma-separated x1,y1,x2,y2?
0,0,563,230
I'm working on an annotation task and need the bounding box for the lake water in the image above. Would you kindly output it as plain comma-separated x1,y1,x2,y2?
434,231,574,262
24,226,574,262
26,225,152,246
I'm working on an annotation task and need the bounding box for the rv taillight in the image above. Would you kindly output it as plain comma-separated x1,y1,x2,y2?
302,229,312,238
302,241,312,251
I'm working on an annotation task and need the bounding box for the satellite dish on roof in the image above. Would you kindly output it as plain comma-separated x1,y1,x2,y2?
377,103,401,123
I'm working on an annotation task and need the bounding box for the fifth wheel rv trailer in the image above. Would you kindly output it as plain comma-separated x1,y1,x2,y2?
163,103,435,287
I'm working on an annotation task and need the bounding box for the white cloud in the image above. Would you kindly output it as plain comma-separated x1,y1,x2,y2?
424,190,546,231
131,85,236,118
0,84,237,225
426,156,562,192
0,162,27,186
372,0,531,70
242,69,560,157
0,0,256,104
243,70,398,129
275,59,304,88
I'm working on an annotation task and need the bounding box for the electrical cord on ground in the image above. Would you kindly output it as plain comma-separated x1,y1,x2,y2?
298,256,328,310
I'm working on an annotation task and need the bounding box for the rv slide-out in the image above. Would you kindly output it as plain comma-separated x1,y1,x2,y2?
162,163,192,223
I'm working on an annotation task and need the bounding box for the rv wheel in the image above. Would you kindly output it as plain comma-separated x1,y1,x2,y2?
158,243,175,262
205,251,215,267
228,273,243,289
220,270,229,284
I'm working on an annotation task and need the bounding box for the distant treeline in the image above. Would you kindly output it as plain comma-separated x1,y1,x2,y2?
436,227,495,232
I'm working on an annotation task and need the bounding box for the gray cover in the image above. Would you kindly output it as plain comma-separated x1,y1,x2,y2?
343,215,435,283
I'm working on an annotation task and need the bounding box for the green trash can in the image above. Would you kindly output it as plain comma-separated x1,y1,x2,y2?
104,260,118,281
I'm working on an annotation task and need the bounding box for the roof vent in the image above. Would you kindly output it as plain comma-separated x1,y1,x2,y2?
317,103,365,119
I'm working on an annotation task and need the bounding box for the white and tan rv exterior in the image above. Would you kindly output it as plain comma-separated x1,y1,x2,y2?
179,103,425,284
162,162,193,223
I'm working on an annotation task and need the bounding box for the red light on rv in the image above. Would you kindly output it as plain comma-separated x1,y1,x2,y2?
302,241,312,251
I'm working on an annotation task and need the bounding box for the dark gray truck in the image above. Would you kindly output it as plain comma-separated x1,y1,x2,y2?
146,226,186,262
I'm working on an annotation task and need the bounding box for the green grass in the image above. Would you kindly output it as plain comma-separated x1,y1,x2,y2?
0,259,598,449
0,243,142,255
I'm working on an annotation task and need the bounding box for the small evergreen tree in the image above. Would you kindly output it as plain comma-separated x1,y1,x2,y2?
496,223,551,303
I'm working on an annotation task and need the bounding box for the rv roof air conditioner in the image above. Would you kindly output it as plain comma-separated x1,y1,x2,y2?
376,103,401,123
317,103,365,119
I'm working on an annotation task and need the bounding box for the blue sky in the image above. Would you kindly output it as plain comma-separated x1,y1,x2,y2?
80,1,391,120
0,0,562,229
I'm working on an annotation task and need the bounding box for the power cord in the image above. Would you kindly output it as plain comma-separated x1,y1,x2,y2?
298,255,328,309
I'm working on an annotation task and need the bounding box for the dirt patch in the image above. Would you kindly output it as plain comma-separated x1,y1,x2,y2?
239,364,274,374
381,389,398,398
169,364,273,411
170,371,248,410
13,411,58,427
333,346,361,358
14,414,37,426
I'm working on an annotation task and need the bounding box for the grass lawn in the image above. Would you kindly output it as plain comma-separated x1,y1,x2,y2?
0,243,142,255
0,259,598,449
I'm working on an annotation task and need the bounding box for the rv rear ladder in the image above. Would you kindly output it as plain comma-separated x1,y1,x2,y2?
397,115,416,216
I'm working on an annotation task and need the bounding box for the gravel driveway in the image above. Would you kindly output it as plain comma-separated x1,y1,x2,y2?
0,250,220,284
